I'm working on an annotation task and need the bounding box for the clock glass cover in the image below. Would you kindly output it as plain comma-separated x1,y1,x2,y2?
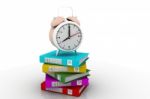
56,23,82,51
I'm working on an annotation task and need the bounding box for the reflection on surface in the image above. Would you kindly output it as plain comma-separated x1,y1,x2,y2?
40,86,89,99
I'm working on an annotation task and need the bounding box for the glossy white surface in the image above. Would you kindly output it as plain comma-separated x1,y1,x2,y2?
0,62,150,99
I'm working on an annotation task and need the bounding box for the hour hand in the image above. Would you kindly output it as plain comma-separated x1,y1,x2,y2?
62,37,69,43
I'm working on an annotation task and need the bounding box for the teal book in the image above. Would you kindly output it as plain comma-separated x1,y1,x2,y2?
39,50,89,67
47,70,90,83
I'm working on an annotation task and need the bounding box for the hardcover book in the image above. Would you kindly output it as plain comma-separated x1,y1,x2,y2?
46,70,90,83
39,50,89,67
41,82,88,97
45,75,89,88
42,63,87,73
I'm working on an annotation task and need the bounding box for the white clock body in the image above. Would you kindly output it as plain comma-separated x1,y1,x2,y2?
51,21,82,51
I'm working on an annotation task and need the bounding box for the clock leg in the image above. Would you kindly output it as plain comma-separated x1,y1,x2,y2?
75,50,77,55
56,50,60,56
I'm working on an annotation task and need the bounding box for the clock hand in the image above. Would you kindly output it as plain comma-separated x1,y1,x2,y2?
61,24,71,43
70,32,80,38
62,36,70,43
61,32,80,44
68,24,71,37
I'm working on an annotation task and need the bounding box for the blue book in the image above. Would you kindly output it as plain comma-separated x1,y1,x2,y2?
39,50,89,67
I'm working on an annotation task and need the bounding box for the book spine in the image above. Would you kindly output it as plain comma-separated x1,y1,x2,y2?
47,71,89,83
41,82,46,90
41,82,87,97
43,64,86,73
43,65,68,72
71,77,89,86
73,63,86,73
45,87,80,97
44,58,62,65
51,82,71,87
40,57,81,67
64,58,81,67
63,87,80,96
46,77,89,88
40,55,62,65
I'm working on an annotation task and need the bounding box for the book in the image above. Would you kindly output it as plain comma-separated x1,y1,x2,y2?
46,70,90,83
41,82,88,97
39,50,89,67
45,75,89,88
42,63,87,73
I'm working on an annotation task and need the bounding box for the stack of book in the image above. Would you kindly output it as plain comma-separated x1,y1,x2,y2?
39,50,90,97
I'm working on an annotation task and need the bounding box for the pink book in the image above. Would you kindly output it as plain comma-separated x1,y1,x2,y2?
45,74,89,88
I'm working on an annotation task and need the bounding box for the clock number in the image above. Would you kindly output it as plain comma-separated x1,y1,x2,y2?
57,37,60,39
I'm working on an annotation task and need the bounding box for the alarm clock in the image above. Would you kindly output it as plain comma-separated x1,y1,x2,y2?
49,16,82,55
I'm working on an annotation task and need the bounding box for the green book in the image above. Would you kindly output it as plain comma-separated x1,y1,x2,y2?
46,70,90,83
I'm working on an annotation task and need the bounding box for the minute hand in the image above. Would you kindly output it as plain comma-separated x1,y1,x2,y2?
68,24,71,37
70,32,80,38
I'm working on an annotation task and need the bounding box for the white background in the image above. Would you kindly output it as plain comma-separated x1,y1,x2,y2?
0,0,150,99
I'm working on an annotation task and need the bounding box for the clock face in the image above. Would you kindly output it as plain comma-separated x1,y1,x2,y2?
56,23,82,51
